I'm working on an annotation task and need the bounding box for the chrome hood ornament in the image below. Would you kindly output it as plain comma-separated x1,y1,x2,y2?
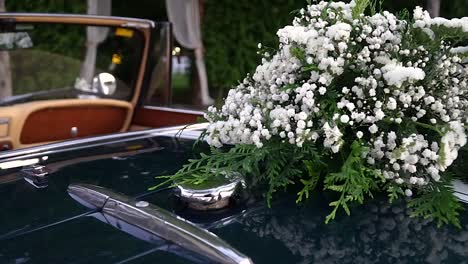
68,183,253,264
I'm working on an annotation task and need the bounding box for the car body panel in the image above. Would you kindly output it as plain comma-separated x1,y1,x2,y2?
131,106,204,130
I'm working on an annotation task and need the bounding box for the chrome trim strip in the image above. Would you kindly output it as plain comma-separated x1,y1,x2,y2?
122,22,150,29
0,123,208,162
143,106,205,116
0,13,156,28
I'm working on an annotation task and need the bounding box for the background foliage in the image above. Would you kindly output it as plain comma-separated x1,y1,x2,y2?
202,0,305,99
4,0,468,100
202,0,467,100
6,0,86,58
4,1,86,95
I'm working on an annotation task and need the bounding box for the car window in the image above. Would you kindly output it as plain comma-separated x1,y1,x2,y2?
0,23,144,106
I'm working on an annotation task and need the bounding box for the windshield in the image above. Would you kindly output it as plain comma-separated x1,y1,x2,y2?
0,22,144,106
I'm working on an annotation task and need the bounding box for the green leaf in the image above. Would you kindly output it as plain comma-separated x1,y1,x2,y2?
352,0,371,19
290,45,306,62
302,64,319,72
320,1,333,20
387,184,404,203
323,141,383,223
407,177,463,228
296,154,324,203
342,201,351,216
280,83,297,91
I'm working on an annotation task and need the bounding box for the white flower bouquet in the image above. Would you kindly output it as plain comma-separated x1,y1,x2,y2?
157,0,468,226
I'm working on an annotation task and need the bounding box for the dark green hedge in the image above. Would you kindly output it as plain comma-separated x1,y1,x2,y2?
202,0,306,99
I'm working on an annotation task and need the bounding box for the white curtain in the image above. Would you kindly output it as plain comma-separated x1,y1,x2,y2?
80,0,111,84
0,0,12,99
165,0,213,105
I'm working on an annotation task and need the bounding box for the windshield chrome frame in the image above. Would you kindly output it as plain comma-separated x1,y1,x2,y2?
0,13,154,106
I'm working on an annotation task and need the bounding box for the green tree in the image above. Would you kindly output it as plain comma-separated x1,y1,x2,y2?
0,0,12,98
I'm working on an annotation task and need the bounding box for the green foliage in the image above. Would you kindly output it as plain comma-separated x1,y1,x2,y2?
369,0,384,15
4,1,86,96
178,172,232,190
155,136,465,227
408,176,464,228
149,144,260,190
290,45,306,63
296,154,326,203
323,141,384,223
280,83,297,92
352,0,372,19
154,134,465,227
351,0,384,18
302,64,319,72
387,184,404,203
262,141,318,206
6,0,86,60
150,139,319,206
10,49,82,95
172,73,192,104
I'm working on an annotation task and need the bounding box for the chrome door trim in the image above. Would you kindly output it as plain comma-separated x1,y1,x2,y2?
0,123,207,162
141,106,205,116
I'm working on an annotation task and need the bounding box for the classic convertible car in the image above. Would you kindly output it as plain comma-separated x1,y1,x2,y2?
1,13,468,264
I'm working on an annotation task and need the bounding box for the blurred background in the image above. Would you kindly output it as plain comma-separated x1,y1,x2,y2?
0,0,466,109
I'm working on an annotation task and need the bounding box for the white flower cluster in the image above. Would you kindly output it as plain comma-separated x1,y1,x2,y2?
204,1,467,194
413,6,468,34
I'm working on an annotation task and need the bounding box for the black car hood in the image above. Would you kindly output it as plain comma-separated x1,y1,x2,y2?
1,132,468,264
